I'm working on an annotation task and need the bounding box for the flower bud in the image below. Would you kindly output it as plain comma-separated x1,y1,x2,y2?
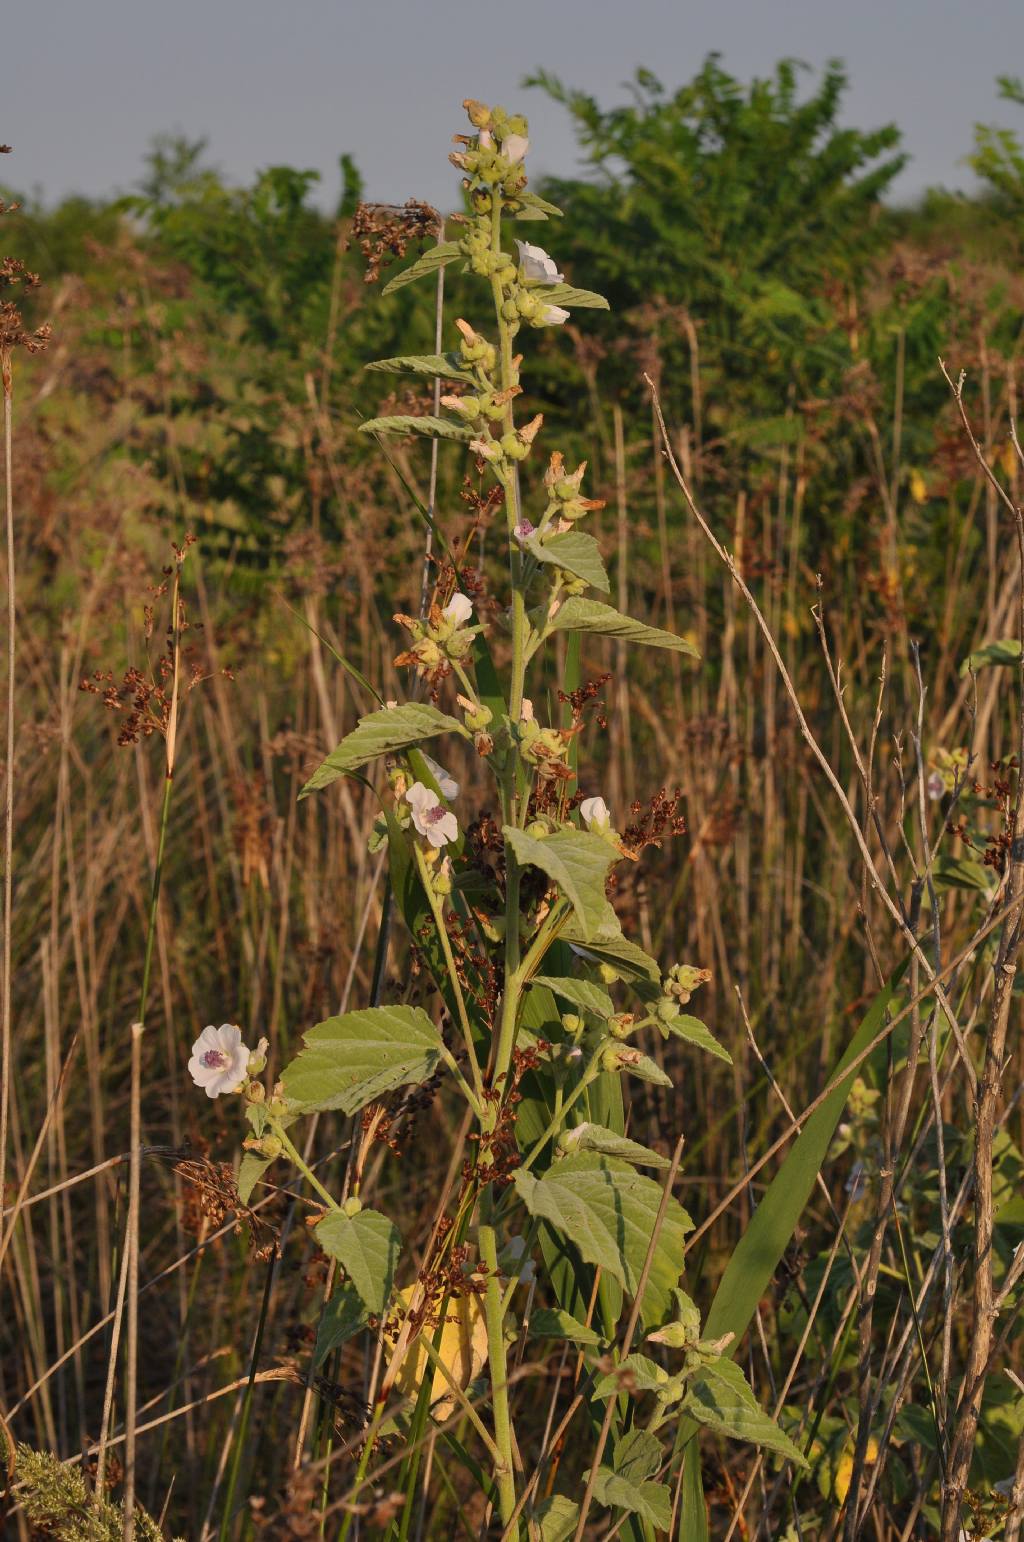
598,963,620,985
463,98,492,129
561,1013,584,1038
247,1036,270,1074
526,819,549,840
341,1194,363,1218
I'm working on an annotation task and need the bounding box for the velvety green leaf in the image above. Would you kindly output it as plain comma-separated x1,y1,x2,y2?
513,1154,693,1326
551,597,700,655
281,1005,443,1114
533,1495,578,1542
592,1471,671,1529
531,975,615,1018
503,826,617,941
315,1207,401,1316
537,281,610,311
594,1352,669,1398
525,530,610,592
300,703,466,796
683,1356,807,1468
365,351,475,383
663,1013,733,1065
511,190,564,220
380,240,461,295
314,1281,367,1367
561,1122,670,1168
960,637,1021,677
237,1152,272,1206
358,414,473,442
528,1307,603,1347
612,1427,663,1482
619,1049,673,1087
562,917,662,985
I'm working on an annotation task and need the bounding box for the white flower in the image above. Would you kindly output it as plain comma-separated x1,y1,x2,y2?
927,770,945,801
443,592,474,626
514,240,563,284
478,128,494,150
580,795,611,831
385,699,399,709
503,134,529,164
422,753,460,801
520,698,535,723
406,782,458,848
514,518,536,545
188,1023,251,1099
538,304,570,326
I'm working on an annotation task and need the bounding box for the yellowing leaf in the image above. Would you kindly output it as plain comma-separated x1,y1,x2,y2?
834,1435,879,1504
388,1283,489,1422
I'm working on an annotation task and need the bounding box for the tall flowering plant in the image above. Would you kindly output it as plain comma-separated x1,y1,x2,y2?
192,100,805,1535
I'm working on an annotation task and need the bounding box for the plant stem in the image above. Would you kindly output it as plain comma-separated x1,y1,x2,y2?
478,1219,517,1530
413,846,484,1105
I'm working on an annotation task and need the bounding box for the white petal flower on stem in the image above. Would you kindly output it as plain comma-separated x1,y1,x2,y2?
478,128,494,150
406,782,459,849
503,134,529,164
538,304,570,327
513,518,536,545
422,754,460,801
442,592,474,626
580,795,611,831
520,698,535,723
514,240,564,284
188,1023,251,1099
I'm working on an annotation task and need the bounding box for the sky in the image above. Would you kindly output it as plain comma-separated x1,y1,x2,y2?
3,0,1023,212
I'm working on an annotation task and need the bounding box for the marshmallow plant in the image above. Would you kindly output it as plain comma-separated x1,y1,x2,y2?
207,100,805,1536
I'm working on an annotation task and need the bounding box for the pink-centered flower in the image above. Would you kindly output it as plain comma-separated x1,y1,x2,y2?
188,1023,251,1099
406,781,458,849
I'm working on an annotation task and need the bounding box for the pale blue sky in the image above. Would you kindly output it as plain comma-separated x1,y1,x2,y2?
4,0,1023,209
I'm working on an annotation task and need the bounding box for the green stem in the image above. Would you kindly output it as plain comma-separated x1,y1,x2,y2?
478,1219,517,1530
413,846,485,1105
273,1123,341,1213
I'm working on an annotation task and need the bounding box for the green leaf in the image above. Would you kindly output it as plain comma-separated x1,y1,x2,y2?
510,190,564,220
281,1004,443,1114
528,1307,603,1347
513,1154,693,1327
503,826,616,941
358,414,473,442
683,1357,808,1468
663,1013,733,1065
562,919,662,985
315,1282,367,1366
960,637,1021,676
612,1427,663,1482
237,1152,272,1206
594,1352,669,1398
315,1207,401,1316
536,282,610,311
562,1122,671,1169
300,704,466,796
365,352,475,383
531,975,615,1018
525,530,610,593
380,240,461,295
619,1050,673,1088
533,1495,578,1542
550,597,700,655
592,1472,671,1529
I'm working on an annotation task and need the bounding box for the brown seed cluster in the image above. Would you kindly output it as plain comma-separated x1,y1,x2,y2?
0,256,52,364
350,199,443,284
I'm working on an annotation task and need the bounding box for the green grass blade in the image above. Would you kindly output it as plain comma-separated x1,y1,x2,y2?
675,967,902,1538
